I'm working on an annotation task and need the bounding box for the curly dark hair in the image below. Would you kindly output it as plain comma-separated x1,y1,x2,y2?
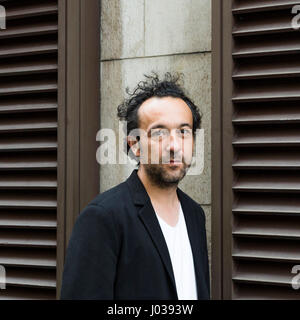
117,72,202,163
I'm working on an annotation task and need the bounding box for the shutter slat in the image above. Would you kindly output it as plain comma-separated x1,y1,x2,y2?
233,150,300,170
0,98,57,114
233,82,300,103
233,34,300,58
233,11,295,37
233,127,300,147
233,172,300,193
0,21,58,40
233,0,299,14
0,153,57,171
233,103,300,124
6,1,58,20
6,269,56,289
0,118,57,133
0,79,57,96
233,261,298,298
6,276,56,289
233,231,300,240
233,194,300,215
233,57,300,80
0,41,58,58
0,212,56,229
0,174,57,189
0,136,57,152
0,59,57,77
0,231,56,248
234,215,300,239
233,238,300,262
0,248,56,268
233,253,300,262
0,123,57,133
235,284,300,300
233,261,295,288
234,19,293,37
234,276,291,287
0,193,57,209
0,143,57,152
0,289,55,300
233,277,291,287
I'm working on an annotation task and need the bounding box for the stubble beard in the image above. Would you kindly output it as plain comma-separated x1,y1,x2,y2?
143,161,190,189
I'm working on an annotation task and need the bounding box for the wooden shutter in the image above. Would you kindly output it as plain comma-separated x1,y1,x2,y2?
0,0,100,300
213,0,300,299
0,0,58,299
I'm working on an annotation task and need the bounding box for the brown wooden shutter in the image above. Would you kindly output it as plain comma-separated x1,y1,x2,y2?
0,0,100,300
213,0,300,299
0,0,58,299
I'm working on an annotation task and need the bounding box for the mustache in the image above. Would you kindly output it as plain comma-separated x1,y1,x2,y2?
162,153,184,162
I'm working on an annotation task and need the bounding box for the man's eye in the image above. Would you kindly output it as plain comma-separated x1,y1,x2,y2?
180,128,192,136
152,130,167,137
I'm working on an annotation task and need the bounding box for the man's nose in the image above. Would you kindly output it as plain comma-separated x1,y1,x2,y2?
166,131,181,153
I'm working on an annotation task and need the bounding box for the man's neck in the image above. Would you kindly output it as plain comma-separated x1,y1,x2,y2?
137,167,179,207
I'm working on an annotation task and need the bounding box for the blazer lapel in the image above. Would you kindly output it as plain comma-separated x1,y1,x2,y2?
137,202,177,295
126,169,177,296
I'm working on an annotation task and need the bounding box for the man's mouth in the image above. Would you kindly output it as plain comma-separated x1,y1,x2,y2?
160,156,184,165
168,159,182,164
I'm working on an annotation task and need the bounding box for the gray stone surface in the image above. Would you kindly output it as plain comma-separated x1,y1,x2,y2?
101,0,145,60
145,0,211,56
101,0,211,60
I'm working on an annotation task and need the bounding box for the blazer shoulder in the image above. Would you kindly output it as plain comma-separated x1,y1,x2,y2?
87,180,128,211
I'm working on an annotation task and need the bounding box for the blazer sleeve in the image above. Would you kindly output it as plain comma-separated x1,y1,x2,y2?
60,204,119,300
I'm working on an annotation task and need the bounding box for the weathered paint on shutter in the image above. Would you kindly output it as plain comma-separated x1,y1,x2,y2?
231,0,300,299
0,0,58,299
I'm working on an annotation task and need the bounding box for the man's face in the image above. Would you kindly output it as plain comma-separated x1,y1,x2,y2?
135,96,194,188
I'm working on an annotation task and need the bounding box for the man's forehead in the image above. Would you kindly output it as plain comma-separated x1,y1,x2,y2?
138,96,192,129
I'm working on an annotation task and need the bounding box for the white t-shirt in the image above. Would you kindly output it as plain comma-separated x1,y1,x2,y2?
155,203,198,300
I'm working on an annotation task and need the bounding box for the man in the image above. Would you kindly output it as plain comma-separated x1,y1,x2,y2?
60,73,210,300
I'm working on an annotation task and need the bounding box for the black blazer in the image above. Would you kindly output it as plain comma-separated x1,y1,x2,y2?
60,169,210,300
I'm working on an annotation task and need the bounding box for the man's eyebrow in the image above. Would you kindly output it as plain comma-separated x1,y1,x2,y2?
180,123,193,129
147,124,168,131
147,123,192,131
